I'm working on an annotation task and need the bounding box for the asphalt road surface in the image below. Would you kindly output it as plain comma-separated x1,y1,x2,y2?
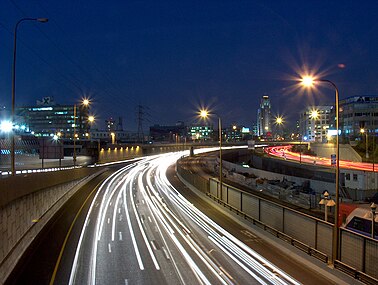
5,148,361,285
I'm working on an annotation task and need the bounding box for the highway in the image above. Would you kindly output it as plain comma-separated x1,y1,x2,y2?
65,151,300,285
266,145,377,172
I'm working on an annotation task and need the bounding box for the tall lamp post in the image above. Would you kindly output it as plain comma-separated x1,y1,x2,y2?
73,98,90,167
11,17,48,175
360,128,369,159
301,76,340,263
200,110,223,200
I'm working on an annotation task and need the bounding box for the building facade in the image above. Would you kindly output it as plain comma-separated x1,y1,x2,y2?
339,95,378,139
189,124,214,141
257,95,272,138
16,97,89,139
299,106,333,142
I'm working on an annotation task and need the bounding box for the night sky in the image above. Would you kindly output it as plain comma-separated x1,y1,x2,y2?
1,1,377,131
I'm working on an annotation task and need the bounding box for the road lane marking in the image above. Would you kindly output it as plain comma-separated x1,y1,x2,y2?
119,231,123,241
107,218,110,224
123,183,145,270
50,180,103,285
161,246,170,260
148,216,152,223
119,214,123,221
108,243,112,253
151,240,157,250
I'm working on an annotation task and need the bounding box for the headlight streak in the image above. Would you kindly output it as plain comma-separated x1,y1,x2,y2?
122,180,145,270
147,151,300,285
208,236,269,285
141,158,226,284
69,164,133,285
69,147,298,285
125,166,160,270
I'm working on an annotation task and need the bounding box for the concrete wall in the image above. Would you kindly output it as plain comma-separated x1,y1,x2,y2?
310,143,362,162
0,168,106,282
0,167,99,207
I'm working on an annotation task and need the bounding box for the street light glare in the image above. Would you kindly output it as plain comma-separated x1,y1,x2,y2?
310,110,319,119
200,109,208,118
0,121,13,132
82,98,90,106
301,76,315,87
88,115,95,122
276,116,283,125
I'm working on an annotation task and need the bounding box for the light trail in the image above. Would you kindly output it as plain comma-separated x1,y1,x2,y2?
68,149,300,285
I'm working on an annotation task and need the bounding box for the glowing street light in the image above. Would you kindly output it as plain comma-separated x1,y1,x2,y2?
275,116,283,125
310,110,319,119
360,128,369,159
300,74,340,263
73,98,91,166
0,121,13,133
82,98,90,106
200,109,223,200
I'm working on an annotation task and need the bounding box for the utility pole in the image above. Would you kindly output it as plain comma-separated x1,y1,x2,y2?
136,105,144,143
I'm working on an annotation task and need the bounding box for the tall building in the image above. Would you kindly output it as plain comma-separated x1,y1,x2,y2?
299,106,333,142
339,95,378,139
257,95,272,137
16,97,89,139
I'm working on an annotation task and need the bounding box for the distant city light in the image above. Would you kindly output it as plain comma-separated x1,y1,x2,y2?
0,121,13,132
241,127,250,133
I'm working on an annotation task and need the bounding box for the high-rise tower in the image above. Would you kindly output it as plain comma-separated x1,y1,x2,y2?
257,95,272,137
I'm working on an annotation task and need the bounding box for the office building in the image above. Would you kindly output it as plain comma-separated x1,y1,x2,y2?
299,106,333,142
15,97,89,139
257,95,272,138
339,95,378,139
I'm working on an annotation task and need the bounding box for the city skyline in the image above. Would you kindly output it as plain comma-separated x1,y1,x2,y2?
1,1,378,130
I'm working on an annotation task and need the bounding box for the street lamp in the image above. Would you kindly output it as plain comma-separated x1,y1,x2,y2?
11,17,48,175
371,202,376,239
275,116,284,140
360,128,369,159
301,75,340,263
73,98,90,166
200,109,223,200
319,191,335,222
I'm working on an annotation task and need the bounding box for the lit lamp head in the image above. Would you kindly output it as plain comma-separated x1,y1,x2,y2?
275,116,283,125
310,110,319,119
200,109,209,118
360,128,365,134
88,115,95,123
301,75,315,87
82,98,90,106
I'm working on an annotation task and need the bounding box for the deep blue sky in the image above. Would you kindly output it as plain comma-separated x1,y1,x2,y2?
1,0,377,131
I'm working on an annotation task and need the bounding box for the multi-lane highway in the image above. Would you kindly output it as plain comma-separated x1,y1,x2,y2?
63,151,300,285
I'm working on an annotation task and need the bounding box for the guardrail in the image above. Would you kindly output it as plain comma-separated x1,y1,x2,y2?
206,192,329,264
176,157,378,284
